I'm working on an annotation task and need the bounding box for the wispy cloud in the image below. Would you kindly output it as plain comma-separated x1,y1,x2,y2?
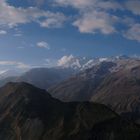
14,33,22,37
55,0,123,11
0,60,30,69
125,0,140,15
38,12,66,28
0,30,7,35
123,24,140,42
0,0,66,28
37,41,50,49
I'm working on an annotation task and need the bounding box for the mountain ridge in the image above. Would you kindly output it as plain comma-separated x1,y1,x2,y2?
48,58,140,123
0,82,139,139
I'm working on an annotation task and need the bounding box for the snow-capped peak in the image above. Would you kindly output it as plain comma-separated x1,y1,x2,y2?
57,55,139,71
57,55,109,70
99,58,108,62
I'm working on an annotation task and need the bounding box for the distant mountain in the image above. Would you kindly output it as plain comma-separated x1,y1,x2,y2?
16,67,76,89
49,61,116,101
49,57,140,123
0,55,114,89
57,55,115,71
0,82,139,140
0,70,22,80
0,55,134,89
57,55,133,71
0,67,76,89
0,56,101,89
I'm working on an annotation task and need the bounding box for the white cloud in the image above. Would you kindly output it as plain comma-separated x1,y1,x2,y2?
0,0,140,43
55,0,140,42
0,30,7,35
73,11,117,34
37,41,50,49
57,55,81,69
126,0,140,15
55,0,121,35
58,55,74,66
0,0,66,28
123,24,140,42
39,12,66,28
0,60,30,69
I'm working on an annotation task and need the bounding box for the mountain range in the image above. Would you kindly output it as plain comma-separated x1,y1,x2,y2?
49,57,140,123
0,55,132,88
1,56,140,124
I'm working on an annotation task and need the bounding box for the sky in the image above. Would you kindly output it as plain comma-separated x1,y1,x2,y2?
0,0,140,72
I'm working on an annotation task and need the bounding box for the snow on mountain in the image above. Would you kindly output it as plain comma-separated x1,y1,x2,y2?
57,55,110,71
57,55,140,72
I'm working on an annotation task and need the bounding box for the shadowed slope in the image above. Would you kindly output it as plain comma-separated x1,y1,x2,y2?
0,82,139,140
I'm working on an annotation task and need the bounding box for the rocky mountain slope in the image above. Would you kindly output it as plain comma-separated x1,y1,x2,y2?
91,61,140,122
0,82,139,140
1,56,140,124
49,58,140,123
49,61,116,101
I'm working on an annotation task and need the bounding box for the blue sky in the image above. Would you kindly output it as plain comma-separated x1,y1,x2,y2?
0,0,140,71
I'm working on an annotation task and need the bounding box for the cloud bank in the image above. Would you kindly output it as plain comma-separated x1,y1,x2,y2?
0,0,66,28
0,60,30,69
54,0,140,42
0,0,140,42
